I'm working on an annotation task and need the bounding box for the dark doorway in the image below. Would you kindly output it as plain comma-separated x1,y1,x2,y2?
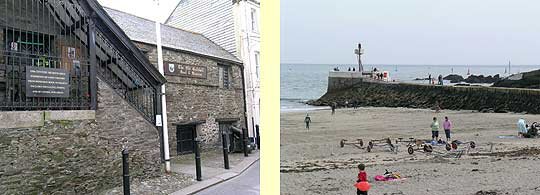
219,122,234,152
176,125,196,155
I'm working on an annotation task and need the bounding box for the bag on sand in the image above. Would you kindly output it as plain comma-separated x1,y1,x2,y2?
354,181,370,191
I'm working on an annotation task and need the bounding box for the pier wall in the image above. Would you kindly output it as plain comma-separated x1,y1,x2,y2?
312,78,540,114
327,72,365,92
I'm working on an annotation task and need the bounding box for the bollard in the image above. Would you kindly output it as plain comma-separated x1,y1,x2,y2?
194,137,202,181
222,131,230,169
122,149,130,195
242,128,249,157
256,125,260,149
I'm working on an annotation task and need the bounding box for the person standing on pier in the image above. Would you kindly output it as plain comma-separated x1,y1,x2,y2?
304,114,311,130
428,74,432,84
438,75,443,85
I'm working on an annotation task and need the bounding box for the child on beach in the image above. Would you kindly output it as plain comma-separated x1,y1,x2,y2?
431,117,440,141
356,164,368,195
443,116,452,141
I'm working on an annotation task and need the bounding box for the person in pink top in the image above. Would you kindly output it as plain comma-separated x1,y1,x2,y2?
443,116,453,142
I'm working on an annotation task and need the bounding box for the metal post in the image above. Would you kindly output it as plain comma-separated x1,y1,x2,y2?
155,91,165,162
194,137,202,181
153,1,171,173
122,149,130,195
242,128,249,157
222,131,230,169
256,125,260,149
356,43,363,73
87,14,97,110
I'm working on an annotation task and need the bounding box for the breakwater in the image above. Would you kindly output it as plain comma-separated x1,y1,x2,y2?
310,74,540,114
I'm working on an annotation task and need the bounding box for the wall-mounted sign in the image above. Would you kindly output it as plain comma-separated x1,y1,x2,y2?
67,47,76,59
25,66,70,98
164,62,207,79
156,115,163,127
10,42,18,51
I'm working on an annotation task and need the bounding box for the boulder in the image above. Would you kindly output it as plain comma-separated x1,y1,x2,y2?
443,74,464,83
464,74,501,83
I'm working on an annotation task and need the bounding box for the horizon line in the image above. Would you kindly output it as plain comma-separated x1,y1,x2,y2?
281,63,540,66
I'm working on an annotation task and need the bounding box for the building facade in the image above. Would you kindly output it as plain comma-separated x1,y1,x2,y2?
105,8,246,154
166,0,261,143
0,0,167,193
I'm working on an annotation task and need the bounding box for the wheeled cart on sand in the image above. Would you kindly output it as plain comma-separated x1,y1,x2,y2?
339,139,364,149
449,140,476,151
366,138,397,153
339,138,397,153
395,138,433,154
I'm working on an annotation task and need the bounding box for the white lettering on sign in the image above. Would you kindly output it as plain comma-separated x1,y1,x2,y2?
163,62,207,79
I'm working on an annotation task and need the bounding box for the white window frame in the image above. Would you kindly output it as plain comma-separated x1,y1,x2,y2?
250,8,258,33
254,51,260,78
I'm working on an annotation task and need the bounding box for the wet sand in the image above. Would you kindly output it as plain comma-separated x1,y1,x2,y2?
280,107,540,195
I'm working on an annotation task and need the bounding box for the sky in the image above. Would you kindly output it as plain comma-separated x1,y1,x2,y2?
97,0,181,22
281,0,540,65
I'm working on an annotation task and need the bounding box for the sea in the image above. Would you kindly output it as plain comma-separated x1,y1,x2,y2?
280,63,540,113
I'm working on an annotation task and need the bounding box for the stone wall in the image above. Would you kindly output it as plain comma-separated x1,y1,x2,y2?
0,79,161,194
311,80,540,114
135,42,246,153
327,72,364,92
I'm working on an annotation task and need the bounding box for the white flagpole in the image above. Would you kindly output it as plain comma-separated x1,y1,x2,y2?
154,0,171,173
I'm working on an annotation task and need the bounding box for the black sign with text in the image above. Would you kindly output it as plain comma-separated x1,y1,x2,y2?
25,66,70,98
164,62,207,79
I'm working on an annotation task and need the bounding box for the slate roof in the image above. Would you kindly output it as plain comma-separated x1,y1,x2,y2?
103,7,242,64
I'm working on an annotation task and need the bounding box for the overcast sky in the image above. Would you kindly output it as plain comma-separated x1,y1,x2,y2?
97,0,180,22
281,0,540,65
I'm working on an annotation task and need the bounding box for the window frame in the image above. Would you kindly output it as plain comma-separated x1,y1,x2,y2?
250,8,258,33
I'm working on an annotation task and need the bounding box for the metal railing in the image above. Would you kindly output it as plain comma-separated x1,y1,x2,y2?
95,31,156,123
0,0,158,123
0,0,91,110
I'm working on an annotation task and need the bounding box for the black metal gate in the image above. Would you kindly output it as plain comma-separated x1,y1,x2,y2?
0,0,161,124
176,125,196,155
0,0,91,110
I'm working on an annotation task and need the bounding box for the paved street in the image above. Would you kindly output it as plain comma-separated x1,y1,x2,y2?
195,160,260,195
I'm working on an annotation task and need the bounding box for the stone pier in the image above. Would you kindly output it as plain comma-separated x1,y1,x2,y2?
310,74,540,114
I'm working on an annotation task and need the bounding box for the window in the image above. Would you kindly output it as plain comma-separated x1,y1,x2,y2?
254,51,260,78
219,65,231,89
251,8,258,33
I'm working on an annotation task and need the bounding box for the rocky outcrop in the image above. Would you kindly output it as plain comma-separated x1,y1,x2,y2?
493,69,540,89
464,74,501,83
310,81,540,114
443,74,464,83
443,74,501,83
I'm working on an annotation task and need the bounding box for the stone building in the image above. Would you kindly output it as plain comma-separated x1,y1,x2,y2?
1,0,167,194
104,8,247,155
166,0,261,144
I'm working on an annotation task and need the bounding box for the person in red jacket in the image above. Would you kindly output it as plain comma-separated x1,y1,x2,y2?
356,163,368,195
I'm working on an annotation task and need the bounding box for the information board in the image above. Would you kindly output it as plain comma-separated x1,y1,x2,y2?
25,66,70,98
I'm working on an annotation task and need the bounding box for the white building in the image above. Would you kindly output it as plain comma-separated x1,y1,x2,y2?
166,0,261,144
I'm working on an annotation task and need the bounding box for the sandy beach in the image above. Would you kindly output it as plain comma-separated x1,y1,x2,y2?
280,107,540,195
